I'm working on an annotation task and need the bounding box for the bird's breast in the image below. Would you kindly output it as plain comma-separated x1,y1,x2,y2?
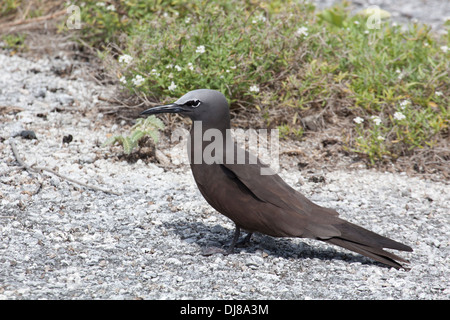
189,163,283,235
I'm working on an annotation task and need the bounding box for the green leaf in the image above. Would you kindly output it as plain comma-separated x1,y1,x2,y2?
317,8,346,27
130,129,145,144
358,8,391,20
146,129,159,144
102,135,123,147
122,137,137,155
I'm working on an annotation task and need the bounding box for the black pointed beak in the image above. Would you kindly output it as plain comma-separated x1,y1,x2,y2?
140,103,185,116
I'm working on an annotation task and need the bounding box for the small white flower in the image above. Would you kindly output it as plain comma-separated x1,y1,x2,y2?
174,65,182,71
150,69,160,76
371,115,382,126
296,26,308,37
185,17,191,24
399,100,410,108
168,81,177,91
354,21,360,25
364,30,370,34
226,69,230,73
96,2,105,7
435,91,443,96
187,62,194,71
440,45,448,53
106,4,115,11
252,14,266,24
249,85,260,93
353,117,364,124
377,135,385,141
166,64,173,69
394,112,406,121
392,22,398,27
119,76,126,84
230,66,237,70
168,73,173,79
196,45,206,54
118,54,133,64
131,75,145,86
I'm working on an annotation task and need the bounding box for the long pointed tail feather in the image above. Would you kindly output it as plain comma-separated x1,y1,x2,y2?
324,237,410,269
323,220,413,269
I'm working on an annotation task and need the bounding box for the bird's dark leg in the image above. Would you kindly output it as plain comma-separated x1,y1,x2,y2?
226,225,241,254
201,225,252,256
238,232,253,246
201,225,242,256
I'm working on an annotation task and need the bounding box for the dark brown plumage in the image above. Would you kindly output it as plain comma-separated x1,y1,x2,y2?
141,89,413,269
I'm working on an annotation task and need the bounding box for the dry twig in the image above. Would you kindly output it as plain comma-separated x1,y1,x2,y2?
9,138,121,196
0,8,66,30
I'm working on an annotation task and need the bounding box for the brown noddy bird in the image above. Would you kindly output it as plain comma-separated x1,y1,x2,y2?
141,89,413,269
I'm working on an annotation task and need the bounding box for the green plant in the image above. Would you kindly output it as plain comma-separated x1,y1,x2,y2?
352,116,391,164
1,33,27,51
0,0,20,18
103,116,165,155
277,124,304,139
73,0,448,165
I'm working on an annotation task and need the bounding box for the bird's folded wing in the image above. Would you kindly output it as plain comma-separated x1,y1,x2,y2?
221,147,338,217
221,160,342,238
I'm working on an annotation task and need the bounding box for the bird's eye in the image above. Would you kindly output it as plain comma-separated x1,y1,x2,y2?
185,100,201,107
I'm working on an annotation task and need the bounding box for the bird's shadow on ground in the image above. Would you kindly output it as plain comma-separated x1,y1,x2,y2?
162,221,387,269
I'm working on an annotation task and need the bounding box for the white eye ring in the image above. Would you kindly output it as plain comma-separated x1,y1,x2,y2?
185,99,201,108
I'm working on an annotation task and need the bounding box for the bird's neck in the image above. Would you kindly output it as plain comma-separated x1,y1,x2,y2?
188,120,233,165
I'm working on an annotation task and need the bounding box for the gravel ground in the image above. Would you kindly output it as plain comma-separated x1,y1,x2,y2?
0,2,449,299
